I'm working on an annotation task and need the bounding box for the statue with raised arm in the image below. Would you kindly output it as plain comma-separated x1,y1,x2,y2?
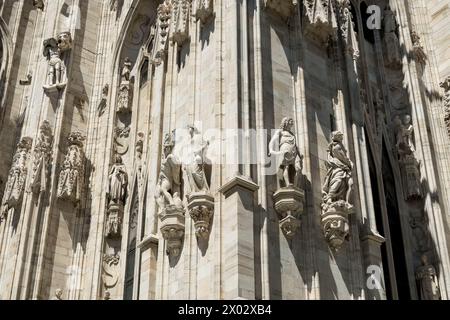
269,117,303,189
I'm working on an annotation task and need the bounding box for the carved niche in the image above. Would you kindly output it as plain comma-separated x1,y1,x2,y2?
321,131,354,251
440,77,450,137
303,0,337,44
42,32,72,93
1,137,32,220
29,121,53,195
269,117,305,238
117,58,133,114
264,0,298,21
194,0,214,24
57,132,85,204
184,126,214,240
393,114,422,201
170,0,191,47
156,131,185,257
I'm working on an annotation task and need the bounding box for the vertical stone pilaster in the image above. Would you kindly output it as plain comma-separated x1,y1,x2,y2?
219,175,259,300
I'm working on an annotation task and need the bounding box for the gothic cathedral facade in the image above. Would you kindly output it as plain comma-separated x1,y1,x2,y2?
0,0,449,300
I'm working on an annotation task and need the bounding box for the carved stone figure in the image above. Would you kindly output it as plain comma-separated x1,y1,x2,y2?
394,115,422,200
411,31,427,65
416,254,441,300
195,0,214,24
321,131,353,250
322,131,353,206
117,58,133,114
184,126,209,194
57,132,85,204
269,117,303,189
43,32,72,91
383,7,402,68
155,131,183,211
51,288,63,300
270,117,305,238
108,155,128,206
29,121,53,194
1,137,32,220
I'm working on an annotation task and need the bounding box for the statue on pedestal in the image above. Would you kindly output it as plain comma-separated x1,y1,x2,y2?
321,131,354,250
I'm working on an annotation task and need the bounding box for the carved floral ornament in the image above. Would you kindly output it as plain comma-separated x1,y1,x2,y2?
440,76,450,137
1,137,33,220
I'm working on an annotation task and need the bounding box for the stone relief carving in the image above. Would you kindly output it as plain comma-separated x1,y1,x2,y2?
416,254,441,300
303,0,337,44
98,84,109,116
194,0,214,24
51,289,63,300
264,0,298,21
383,7,402,68
114,126,131,156
33,0,44,10
269,117,305,238
171,0,191,46
321,131,354,250
102,253,120,291
1,137,32,220
156,131,185,257
57,132,85,204
411,31,427,66
440,77,450,137
117,57,133,114
42,32,72,93
393,114,422,201
151,0,172,66
29,121,53,195
135,132,145,175
184,126,215,240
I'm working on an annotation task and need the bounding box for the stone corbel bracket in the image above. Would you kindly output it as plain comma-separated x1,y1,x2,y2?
273,187,305,239
263,0,298,22
159,205,186,257
187,192,215,240
321,200,353,251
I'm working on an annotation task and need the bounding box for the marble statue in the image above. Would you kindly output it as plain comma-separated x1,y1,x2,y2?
416,254,441,300
108,155,128,206
155,131,182,210
184,126,210,194
269,117,303,189
29,121,53,194
322,131,353,206
57,133,85,204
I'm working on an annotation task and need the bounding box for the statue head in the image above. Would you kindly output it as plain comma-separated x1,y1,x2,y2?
187,125,199,138
57,32,72,52
331,131,344,143
55,288,63,299
115,154,123,164
421,254,429,266
280,117,294,132
163,132,175,155
402,114,412,126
